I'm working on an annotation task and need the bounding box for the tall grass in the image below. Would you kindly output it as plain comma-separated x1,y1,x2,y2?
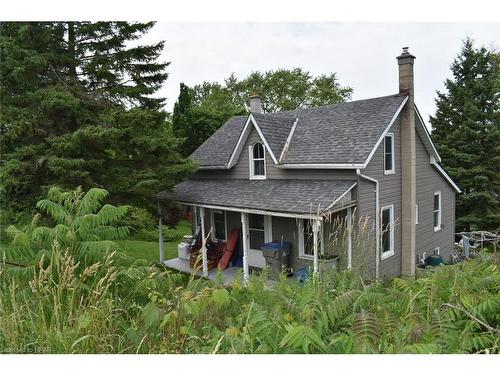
1,187,498,354
1,246,498,353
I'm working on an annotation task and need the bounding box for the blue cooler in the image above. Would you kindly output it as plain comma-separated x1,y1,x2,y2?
260,241,291,279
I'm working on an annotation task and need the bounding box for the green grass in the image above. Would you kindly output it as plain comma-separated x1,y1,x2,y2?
115,239,180,267
115,219,192,267
0,219,192,268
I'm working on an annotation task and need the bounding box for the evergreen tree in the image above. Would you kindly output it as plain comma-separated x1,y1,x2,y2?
172,82,243,156
430,38,500,231
0,22,195,213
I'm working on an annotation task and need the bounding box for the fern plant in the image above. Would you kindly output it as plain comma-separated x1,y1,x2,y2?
4,186,130,268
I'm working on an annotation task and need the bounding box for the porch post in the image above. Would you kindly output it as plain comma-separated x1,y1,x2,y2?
159,215,165,263
240,212,250,284
347,207,352,270
313,219,320,277
200,207,208,277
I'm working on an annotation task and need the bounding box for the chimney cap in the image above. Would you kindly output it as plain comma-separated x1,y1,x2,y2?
397,46,416,60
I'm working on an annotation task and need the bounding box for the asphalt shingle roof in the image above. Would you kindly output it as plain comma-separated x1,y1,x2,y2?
190,115,247,167
276,94,407,164
251,113,296,160
189,94,407,167
157,179,356,214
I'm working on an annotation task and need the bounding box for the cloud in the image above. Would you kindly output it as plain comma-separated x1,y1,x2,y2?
144,22,499,129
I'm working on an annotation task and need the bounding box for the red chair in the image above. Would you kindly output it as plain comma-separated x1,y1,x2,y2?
217,229,240,270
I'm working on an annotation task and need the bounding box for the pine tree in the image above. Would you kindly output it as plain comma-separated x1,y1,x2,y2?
0,22,195,213
430,38,500,231
172,83,240,156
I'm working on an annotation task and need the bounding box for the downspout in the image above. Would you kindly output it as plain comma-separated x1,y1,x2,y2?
356,169,380,280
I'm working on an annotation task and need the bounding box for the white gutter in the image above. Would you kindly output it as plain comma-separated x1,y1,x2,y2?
356,169,380,280
179,201,324,221
276,163,365,169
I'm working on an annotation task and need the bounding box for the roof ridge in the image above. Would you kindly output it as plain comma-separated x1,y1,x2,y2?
255,93,405,116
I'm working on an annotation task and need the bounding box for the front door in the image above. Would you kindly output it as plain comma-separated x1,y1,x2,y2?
247,214,272,268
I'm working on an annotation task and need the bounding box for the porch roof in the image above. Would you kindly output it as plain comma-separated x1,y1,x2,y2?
157,179,356,216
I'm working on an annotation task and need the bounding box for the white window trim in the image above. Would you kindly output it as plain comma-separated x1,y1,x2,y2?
298,218,323,260
384,133,395,175
434,247,440,255
248,214,272,250
433,191,442,232
209,209,227,241
249,143,266,180
380,204,395,260
416,203,419,225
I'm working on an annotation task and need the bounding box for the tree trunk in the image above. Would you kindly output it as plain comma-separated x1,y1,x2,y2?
67,22,77,79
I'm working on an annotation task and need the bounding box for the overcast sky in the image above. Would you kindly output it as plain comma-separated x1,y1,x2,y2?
145,23,499,129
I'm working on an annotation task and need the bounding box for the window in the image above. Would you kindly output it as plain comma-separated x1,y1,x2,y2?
433,191,441,231
381,205,394,259
416,203,419,225
249,214,265,249
210,210,226,240
434,247,440,255
298,219,321,259
384,133,395,174
250,143,266,179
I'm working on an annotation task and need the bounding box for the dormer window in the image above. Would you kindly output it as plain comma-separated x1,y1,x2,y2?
250,142,266,179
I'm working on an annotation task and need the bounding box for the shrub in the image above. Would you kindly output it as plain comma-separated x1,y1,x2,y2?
118,205,156,232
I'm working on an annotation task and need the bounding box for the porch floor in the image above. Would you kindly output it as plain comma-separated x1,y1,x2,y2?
163,257,279,286
163,258,244,285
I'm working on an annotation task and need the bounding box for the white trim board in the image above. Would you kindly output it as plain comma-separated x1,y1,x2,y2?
249,142,267,180
279,117,299,163
430,157,461,193
249,114,279,164
433,190,442,232
380,204,395,260
414,105,441,163
323,182,358,212
198,165,229,170
227,114,254,169
179,201,324,220
362,96,408,169
383,132,395,175
227,113,279,169
276,163,365,169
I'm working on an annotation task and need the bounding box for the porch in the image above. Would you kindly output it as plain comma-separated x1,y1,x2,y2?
163,257,244,285
156,179,358,284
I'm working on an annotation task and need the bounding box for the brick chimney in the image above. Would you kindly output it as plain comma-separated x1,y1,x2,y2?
397,47,416,276
249,93,262,113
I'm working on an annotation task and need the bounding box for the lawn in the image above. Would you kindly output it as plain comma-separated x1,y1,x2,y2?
115,219,192,267
1,221,192,269
115,239,181,267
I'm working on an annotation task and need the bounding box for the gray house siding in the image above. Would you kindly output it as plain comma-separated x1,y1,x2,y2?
415,132,456,263
354,115,456,280
366,117,403,279
356,117,403,280
355,175,377,279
